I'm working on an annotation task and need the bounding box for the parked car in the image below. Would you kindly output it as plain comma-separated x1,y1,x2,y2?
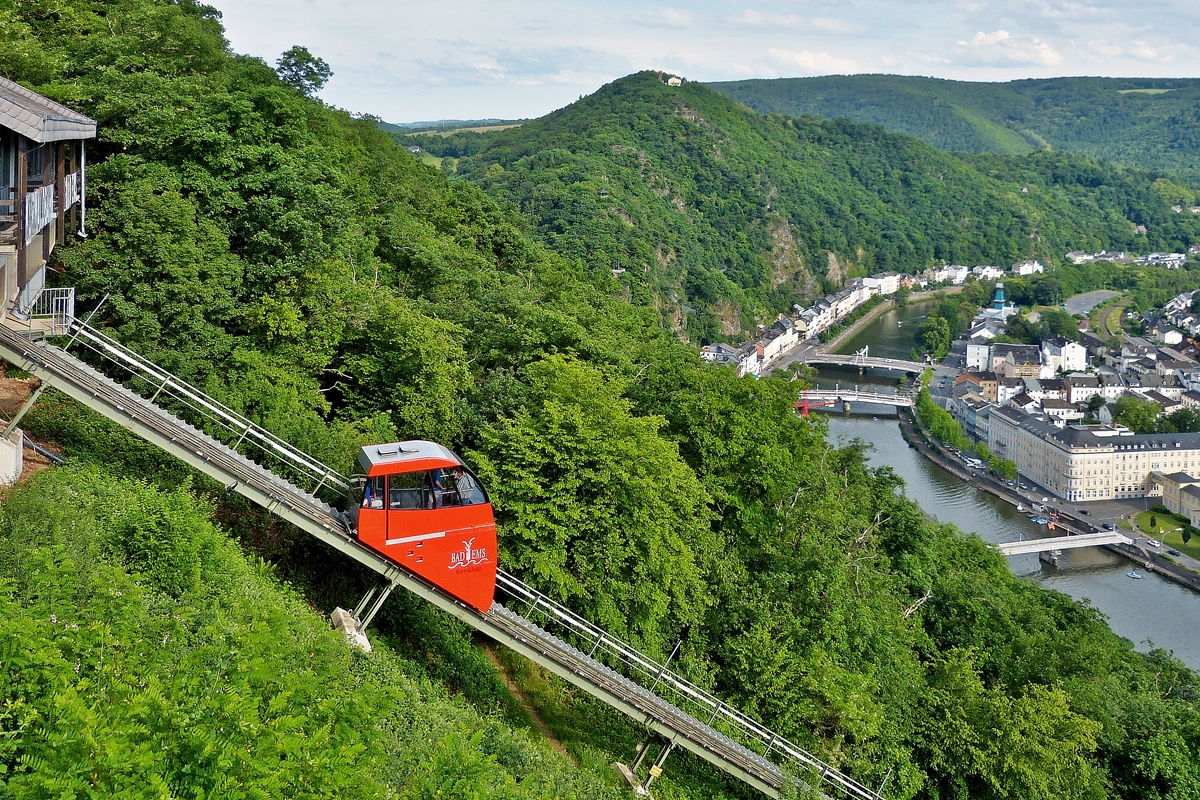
1078,509,1091,516
1103,523,1115,530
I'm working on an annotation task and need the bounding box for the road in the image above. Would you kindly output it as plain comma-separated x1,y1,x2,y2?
1063,290,1121,316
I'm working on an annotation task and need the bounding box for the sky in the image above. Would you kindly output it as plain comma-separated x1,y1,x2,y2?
212,0,1200,123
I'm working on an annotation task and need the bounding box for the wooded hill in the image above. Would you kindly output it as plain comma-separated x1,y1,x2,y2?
709,75,1200,184
415,72,1200,342
1,4,1198,799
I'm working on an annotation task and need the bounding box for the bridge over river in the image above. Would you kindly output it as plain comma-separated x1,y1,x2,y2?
797,388,916,412
996,531,1132,556
802,353,926,374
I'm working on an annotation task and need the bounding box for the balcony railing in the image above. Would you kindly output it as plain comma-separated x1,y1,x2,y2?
12,286,74,337
24,184,55,245
63,172,79,210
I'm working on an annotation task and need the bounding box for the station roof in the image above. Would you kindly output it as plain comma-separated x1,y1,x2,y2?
356,440,462,476
0,76,96,143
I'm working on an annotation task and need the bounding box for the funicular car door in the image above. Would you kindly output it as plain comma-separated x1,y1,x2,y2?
384,466,496,611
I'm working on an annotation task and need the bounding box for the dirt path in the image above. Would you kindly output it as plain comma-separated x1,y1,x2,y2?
0,373,59,484
482,645,573,760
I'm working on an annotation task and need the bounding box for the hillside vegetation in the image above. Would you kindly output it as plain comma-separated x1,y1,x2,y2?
418,72,1199,342
1,4,1198,799
709,75,1200,184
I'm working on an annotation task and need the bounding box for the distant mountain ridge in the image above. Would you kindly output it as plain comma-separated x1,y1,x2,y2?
436,72,1199,342
379,118,526,134
708,75,1200,183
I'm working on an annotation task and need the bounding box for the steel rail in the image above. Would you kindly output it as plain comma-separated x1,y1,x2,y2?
64,319,349,495
0,321,884,800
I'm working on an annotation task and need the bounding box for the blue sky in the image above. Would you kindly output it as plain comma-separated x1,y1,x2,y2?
212,1,1200,123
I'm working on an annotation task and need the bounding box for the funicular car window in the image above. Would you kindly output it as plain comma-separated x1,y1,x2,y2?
431,467,488,507
362,475,385,509
389,471,433,510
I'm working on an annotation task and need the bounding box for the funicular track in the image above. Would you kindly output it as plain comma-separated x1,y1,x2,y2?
0,319,886,800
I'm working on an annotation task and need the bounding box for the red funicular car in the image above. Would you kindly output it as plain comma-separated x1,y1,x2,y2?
351,441,497,612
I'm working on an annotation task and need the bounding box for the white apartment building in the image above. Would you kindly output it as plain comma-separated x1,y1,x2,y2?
863,273,901,295
1011,259,1045,276
1041,337,1088,373
989,406,1200,502
966,342,991,371
972,265,1005,280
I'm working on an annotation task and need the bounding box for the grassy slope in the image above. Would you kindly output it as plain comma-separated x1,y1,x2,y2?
709,75,1200,183
0,461,632,799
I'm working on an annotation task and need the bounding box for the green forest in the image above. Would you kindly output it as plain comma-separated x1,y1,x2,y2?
1,2,1198,799
709,75,1200,184
412,72,1200,343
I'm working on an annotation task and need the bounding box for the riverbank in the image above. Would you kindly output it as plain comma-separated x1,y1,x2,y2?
823,286,964,354
898,407,1200,595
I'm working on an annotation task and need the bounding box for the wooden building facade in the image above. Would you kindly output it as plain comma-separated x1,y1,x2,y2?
0,76,95,322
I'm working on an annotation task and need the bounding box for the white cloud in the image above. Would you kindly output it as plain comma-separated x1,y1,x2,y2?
1087,39,1124,58
1125,39,1187,63
210,0,1200,121
767,48,859,74
958,29,1064,65
729,11,865,35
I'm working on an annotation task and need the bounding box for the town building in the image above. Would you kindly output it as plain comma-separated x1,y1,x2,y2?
1011,259,1045,276
972,265,1005,280
990,343,1041,378
1156,472,1200,527
989,405,1200,502
1041,336,1087,373
863,273,900,296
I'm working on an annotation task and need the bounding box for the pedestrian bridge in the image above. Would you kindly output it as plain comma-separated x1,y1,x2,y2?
802,354,927,374
799,389,916,409
996,531,1131,556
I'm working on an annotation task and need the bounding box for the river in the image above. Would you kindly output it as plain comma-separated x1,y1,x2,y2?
814,300,1200,669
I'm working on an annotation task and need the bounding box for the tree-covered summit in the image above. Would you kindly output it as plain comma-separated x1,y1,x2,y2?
422,72,1199,342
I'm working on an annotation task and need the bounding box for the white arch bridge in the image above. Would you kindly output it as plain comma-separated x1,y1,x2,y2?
996,531,1131,555
798,388,917,411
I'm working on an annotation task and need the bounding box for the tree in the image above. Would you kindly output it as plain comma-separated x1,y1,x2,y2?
1113,395,1162,434
276,45,332,97
1161,407,1200,434
470,356,717,653
1087,394,1107,413
999,459,1018,481
921,316,952,359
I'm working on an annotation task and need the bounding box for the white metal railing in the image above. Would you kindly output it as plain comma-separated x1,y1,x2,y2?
14,264,46,315
63,171,80,210
23,184,55,245
64,318,351,497
493,572,885,800
28,287,74,335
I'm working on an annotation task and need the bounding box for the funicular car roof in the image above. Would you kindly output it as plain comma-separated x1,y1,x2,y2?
357,440,463,476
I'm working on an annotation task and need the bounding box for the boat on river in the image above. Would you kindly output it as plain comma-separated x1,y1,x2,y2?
1127,571,1143,580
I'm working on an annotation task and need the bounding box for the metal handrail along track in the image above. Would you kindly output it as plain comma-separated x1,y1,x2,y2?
0,319,885,800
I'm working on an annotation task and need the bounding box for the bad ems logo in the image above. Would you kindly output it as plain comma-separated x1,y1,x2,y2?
449,537,489,571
